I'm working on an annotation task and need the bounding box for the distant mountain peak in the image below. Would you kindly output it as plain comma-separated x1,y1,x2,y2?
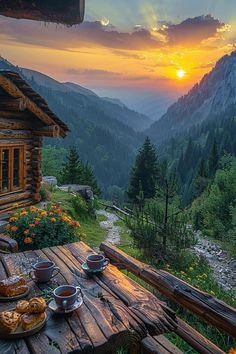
147,50,236,143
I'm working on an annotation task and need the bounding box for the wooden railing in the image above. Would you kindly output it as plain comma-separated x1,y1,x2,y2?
100,242,236,354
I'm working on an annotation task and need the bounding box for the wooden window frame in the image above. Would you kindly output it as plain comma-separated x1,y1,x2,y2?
0,144,26,196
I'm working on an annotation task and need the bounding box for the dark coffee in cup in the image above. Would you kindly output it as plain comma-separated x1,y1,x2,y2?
86,254,109,270
29,260,60,283
53,285,82,310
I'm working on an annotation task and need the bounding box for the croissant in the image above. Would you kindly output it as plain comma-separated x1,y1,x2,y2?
28,297,47,313
0,311,21,333
21,312,46,331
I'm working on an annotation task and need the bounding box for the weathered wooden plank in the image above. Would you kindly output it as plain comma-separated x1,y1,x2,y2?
0,129,32,139
1,250,81,354
40,247,104,353
0,191,31,206
48,245,141,353
0,97,26,111
68,242,177,336
58,245,148,338
141,335,183,354
0,118,34,130
175,318,226,354
100,242,236,338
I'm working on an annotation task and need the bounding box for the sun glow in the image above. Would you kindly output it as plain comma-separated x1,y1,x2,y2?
176,69,186,79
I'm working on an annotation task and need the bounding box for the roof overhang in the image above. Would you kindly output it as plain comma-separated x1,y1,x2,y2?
0,71,69,138
0,0,85,26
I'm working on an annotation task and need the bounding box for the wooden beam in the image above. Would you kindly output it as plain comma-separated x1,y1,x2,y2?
0,97,26,111
175,318,226,354
100,242,236,338
0,118,34,130
34,125,60,137
0,110,34,119
0,129,32,139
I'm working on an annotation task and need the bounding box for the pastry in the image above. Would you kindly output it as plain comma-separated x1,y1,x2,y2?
0,276,27,297
21,312,46,331
28,297,47,313
0,311,21,333
16,300,30,314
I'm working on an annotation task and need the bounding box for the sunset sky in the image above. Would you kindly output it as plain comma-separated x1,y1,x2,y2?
0,0,236,117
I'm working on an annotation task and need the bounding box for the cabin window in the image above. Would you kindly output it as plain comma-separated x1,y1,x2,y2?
0,146,25,195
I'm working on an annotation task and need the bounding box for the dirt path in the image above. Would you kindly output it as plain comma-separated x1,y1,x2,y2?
194,233,236,292
96,210,121,245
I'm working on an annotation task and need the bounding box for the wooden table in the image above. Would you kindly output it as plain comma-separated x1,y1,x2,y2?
0,242,177,354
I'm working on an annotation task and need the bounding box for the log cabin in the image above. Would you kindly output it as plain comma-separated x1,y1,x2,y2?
0,0,85,25
0,70,69,213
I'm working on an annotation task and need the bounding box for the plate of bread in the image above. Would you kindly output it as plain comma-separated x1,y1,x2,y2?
0,297,47,339
0,275,29,301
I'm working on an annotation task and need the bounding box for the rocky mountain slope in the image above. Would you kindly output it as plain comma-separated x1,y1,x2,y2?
147,50,236,143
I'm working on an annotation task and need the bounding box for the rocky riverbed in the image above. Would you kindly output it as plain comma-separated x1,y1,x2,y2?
194,234,236,292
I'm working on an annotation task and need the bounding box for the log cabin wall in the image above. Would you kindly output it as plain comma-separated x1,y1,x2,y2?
0,70,69,214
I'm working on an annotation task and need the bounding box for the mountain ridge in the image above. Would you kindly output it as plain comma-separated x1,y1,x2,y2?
147,50,236,143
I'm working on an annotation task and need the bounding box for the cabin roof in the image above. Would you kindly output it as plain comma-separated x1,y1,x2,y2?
0,70,69,137
0,0,85,26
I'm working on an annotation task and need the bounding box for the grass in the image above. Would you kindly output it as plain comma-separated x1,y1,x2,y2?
79,214,107,248
50,189,107,248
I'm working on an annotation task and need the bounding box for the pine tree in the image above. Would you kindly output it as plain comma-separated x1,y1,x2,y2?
60,146,83,184
82,163,101,196
127,137,159,203
208,139,219,176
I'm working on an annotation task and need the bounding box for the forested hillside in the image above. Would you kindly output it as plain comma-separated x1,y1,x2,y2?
0,57,146,193
159,109,236,205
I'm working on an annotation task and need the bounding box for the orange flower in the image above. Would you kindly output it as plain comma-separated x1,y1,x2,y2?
24,229,30,235
50,217,56,223
9,217,18,222
11,226,18,232
29,224,35,228
21,211,27,216
24,237,33,244
229,349,236,354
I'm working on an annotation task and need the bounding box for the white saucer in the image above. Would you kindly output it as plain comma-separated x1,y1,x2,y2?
48,296,83,314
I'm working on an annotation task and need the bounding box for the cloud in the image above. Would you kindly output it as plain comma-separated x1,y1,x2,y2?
0,14,229,53
0,17,162,51
193,62,215,69
66,68,153,82
158,15,228,46
66,68,123,80
112,50,145,60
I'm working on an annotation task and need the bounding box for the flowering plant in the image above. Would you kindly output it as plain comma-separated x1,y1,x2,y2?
6,205,80,251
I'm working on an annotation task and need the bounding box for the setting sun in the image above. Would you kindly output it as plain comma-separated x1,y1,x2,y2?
177,69,186,79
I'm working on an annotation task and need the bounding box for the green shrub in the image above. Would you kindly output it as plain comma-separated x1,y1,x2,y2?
71,193,97,219
6,205,80,251
40,183,52,201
